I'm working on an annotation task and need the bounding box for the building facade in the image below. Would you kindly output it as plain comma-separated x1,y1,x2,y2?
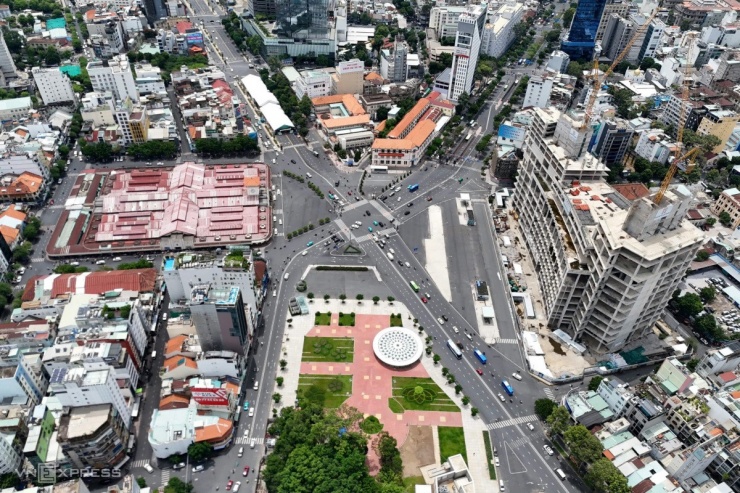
512,107,704,352
449,5,485,101
32,68,76,105
561,0,608,59
522,77,553,108
87,56,139,103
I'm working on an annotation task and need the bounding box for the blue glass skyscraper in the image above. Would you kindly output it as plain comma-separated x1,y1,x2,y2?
561,0,608,60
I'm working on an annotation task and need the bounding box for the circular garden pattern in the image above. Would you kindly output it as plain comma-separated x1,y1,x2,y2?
312,339,349,361
402,385,436,405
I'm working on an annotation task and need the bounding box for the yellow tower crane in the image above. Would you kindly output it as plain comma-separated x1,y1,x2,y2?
653,32,698,205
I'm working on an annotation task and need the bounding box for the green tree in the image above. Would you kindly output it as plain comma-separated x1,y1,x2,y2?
136,478,147,488
0,473,19,489
163,477,193,493
674,293,704,319
686,358,700,372
546,405,571,435
471,407,479,416
588,376,604,391
563,7,576,28
564,424,604,464
462,396,470,406
276,376,284,387
12,242,31,264
187,442,213,463
720,211,733,227
433,354,441,364
695,250,710,261
584,458,630,493
534,398,556,420
695,314,723,341
273,393,282,403
298,94,312,116
699,286,716,303
372,296,380,304
280,359,287,369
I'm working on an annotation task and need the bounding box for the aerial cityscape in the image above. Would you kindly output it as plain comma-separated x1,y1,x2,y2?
4,0,740,492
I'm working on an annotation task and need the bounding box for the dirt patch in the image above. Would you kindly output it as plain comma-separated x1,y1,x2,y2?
399,425,435,477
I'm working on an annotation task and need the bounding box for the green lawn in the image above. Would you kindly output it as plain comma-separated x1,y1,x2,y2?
314,312,331,326
390,377,458,413
482,430,496,479
390,314,403,327
301,337,354,362
403,476,425,493
338,313,355,326
438,426,467,464
297,374,352,408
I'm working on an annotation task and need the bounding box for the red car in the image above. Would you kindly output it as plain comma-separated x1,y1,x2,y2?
226,480,234,491
243,466,250,476
476,368,483,376
421,297,428,303
348,191,352,195
426,196,432,201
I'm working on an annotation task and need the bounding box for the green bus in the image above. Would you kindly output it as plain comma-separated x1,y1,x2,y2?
410,281,420,292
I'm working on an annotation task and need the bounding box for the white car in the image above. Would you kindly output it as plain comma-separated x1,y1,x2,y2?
437,317,445,325
512,372,522,380
143,463,154,473
397,196,402,202
465,333,473,341
404,262,411,268
192,465,205,473
243,428,249,437
527,423,535,431
232,481,241,492
248,407,254,417
394,187,401,192
498,393,505,402
355,221,362,226
494,457,500,467
544,445,554,456
302,250,308,256
112,257,122,262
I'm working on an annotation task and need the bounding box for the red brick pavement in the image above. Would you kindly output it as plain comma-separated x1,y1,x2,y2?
301,313,462,473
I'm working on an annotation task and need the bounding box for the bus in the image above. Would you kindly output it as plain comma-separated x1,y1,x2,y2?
474,349,487,364
447,339,463,359
370,165,388,173
408,184,419,192
501,380,514,396
409,281,420,292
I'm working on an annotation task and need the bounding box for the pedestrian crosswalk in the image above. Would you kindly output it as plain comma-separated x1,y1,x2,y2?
486,414,538,430
495,338,518,344
543,387,556,400
235,436,264,445
504,436,530,449
160,470,171,485
30,257,45,263
131,459,149,469
342,199,369,212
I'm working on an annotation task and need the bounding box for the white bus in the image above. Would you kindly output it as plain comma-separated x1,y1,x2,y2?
370,165,389,173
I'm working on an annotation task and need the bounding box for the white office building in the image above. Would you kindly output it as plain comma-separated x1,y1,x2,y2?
0,29,17,83
0,97,32,121
32,67,76,105
546,50,571,74
522,76,553,108
513,107,704,353
134,63,166,95
0,431,21,475
481,1,525,58
449,5,486,102
87,55,139,103
295,69,332,99
428,5,467,40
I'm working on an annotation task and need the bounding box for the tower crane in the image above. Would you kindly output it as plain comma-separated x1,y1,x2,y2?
582,9,658,127
653,32,698,205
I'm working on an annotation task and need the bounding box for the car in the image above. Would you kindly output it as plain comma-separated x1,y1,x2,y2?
397,196,402,202
112,256,122,262
407,202,413,207
426,196,433,201
404,261,411,268
243,428,249,437
307,241,314,247
348,191,352,195
476,368,483,376
355,221,362,226
421,297,428,303
226,480,234,491
243,466,250,476
453,326,459,334
442,315,448,322
290,159,296,164
373,221,378,226
404,211,410,215
394,187,401,192
351,224,359,229
527,423,535,431
398,260,404,266
372,234,378,241
192,465,205,473
544,445,554,456
173,462,185,470
494,457,500,467
143,463,154,473
498,393,505,402
366,210,371,216
389,191,395,197
232,481,241,492
157,162,164,166
243,402,250,411
368,227,373,232
512,372,522,380
355,197,361,201
466,333,473,341
379,222,385,227
335,180,340,186
437,317,445,325
248,407,254,417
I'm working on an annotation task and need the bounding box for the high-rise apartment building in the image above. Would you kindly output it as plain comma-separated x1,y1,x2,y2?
380,39,408,83
480,1,525,58
590,119,634,166
522,76,553,108
449,5,486,101
429,5,467,40
57,404,129,470
513,107,704,353
87,55,139,103
561,0,608,60
595,0,630,41
189,285,251,354
32,68,76,105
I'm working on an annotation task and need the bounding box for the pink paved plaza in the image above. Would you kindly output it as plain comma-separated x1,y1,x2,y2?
300,313,462,452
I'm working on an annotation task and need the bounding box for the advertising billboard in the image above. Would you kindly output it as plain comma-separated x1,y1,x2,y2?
186,32,204,46
191,387,230,406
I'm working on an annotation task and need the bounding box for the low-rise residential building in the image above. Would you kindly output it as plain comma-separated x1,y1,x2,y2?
57,403,129,470
295,69,332,100
32,68,76,105
634,130,678,164
711,187,740,229
148,402,233,458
